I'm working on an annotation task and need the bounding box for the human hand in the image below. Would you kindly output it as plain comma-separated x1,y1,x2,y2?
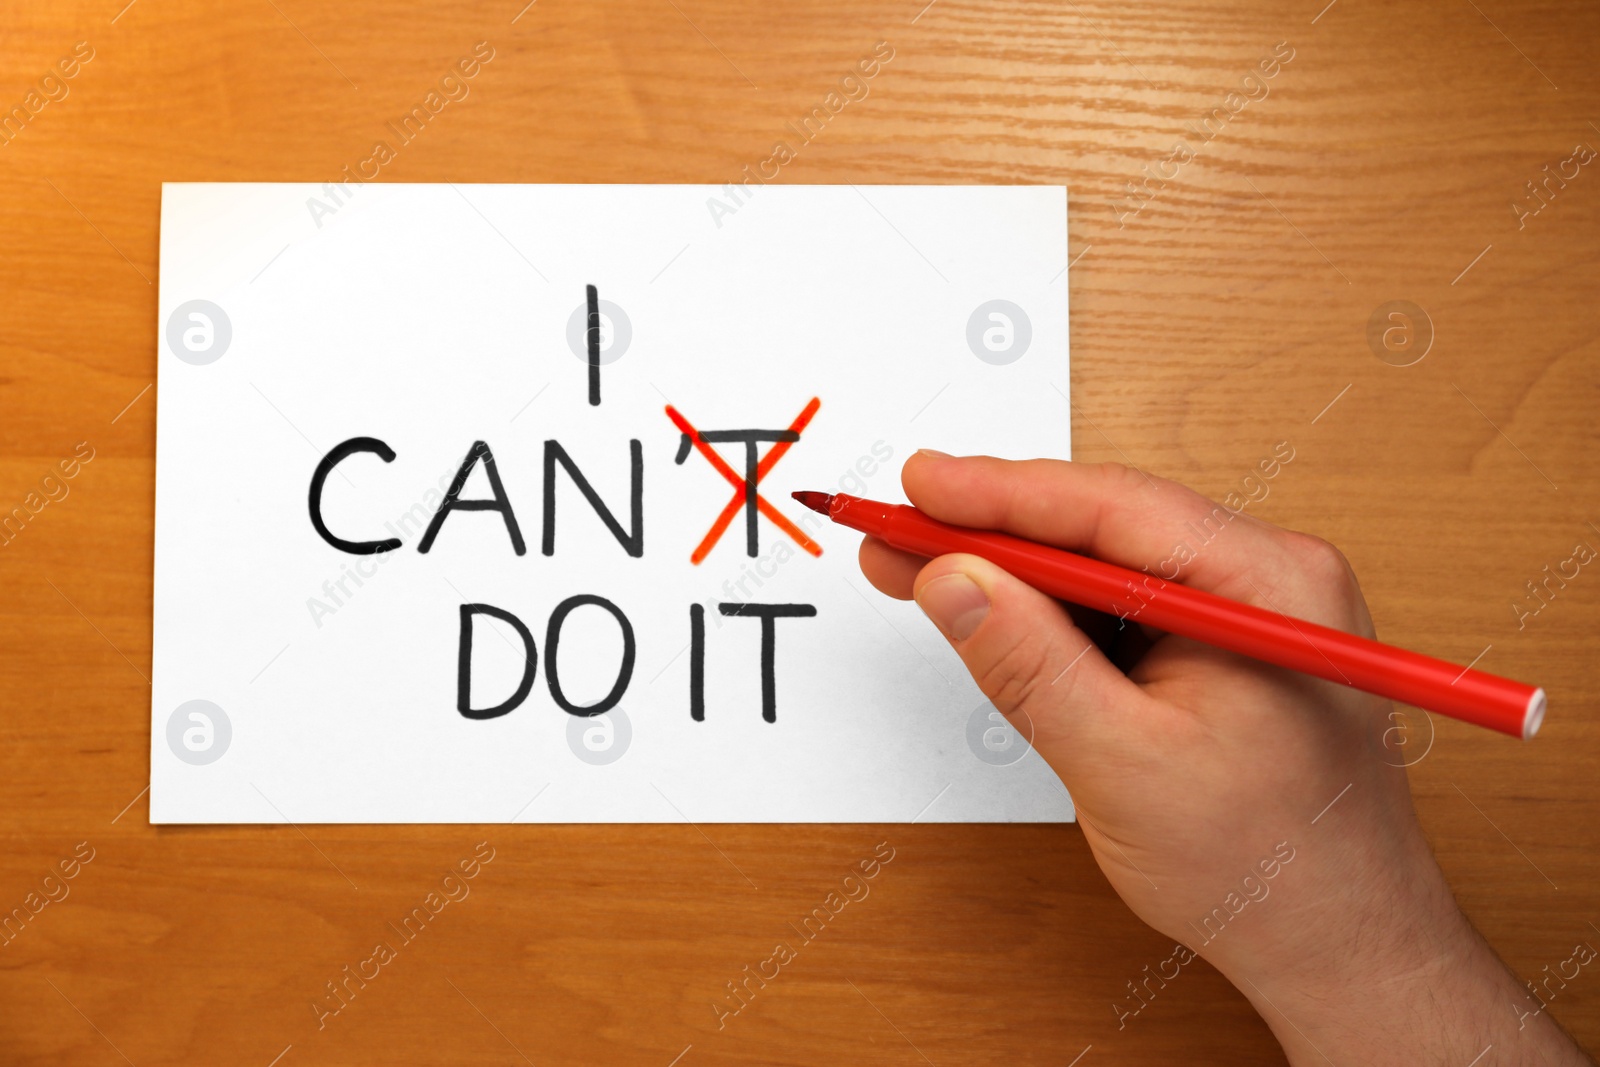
860,452,1592,1065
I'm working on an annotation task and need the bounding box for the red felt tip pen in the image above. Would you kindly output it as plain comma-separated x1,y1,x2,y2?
793,491,1545,740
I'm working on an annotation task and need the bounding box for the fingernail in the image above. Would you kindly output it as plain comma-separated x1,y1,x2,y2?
917,572,989,641
915,448,953,460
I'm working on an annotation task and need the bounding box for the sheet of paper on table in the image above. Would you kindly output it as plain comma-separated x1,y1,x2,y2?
152,183,1072,823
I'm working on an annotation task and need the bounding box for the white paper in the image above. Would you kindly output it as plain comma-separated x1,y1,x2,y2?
152,183,1073,823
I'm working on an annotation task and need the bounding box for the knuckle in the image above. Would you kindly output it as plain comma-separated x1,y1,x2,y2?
1289,533,1355,594
974,630,1052,716
1097,460,1149,496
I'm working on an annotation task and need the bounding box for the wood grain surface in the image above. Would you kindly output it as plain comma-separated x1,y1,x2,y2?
1,0,1597,1063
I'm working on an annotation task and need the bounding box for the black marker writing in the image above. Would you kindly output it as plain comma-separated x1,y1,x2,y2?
545,594,636,717
690,603,706,721
420,440,526,556
309,437,403,554
542,439,643,557
697,602,818,722
308,299,829,731
586,283,601,407
457,603,537,719
675,429,799,557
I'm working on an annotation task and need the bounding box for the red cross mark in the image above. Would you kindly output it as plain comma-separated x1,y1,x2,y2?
665,398,824,564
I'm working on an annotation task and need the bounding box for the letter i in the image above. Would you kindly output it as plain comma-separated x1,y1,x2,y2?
586,284,601,406
690,603,706,721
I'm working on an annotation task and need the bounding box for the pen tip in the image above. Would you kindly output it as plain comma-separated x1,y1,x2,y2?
792,491,833,515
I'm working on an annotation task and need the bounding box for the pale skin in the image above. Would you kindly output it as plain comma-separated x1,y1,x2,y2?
858,451,1593,1066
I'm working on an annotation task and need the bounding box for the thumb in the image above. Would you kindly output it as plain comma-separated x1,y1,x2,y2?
913,553,1149,752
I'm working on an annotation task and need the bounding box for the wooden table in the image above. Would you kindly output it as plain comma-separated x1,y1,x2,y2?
2,0,1596,1062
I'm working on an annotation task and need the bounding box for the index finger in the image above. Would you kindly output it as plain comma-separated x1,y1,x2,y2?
901,451,1369,633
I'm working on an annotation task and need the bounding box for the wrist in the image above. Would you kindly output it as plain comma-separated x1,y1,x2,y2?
1219,879,1482,1039
1206,856,1592,1066
1194,793,1469,1002
1187,797,1506,1059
